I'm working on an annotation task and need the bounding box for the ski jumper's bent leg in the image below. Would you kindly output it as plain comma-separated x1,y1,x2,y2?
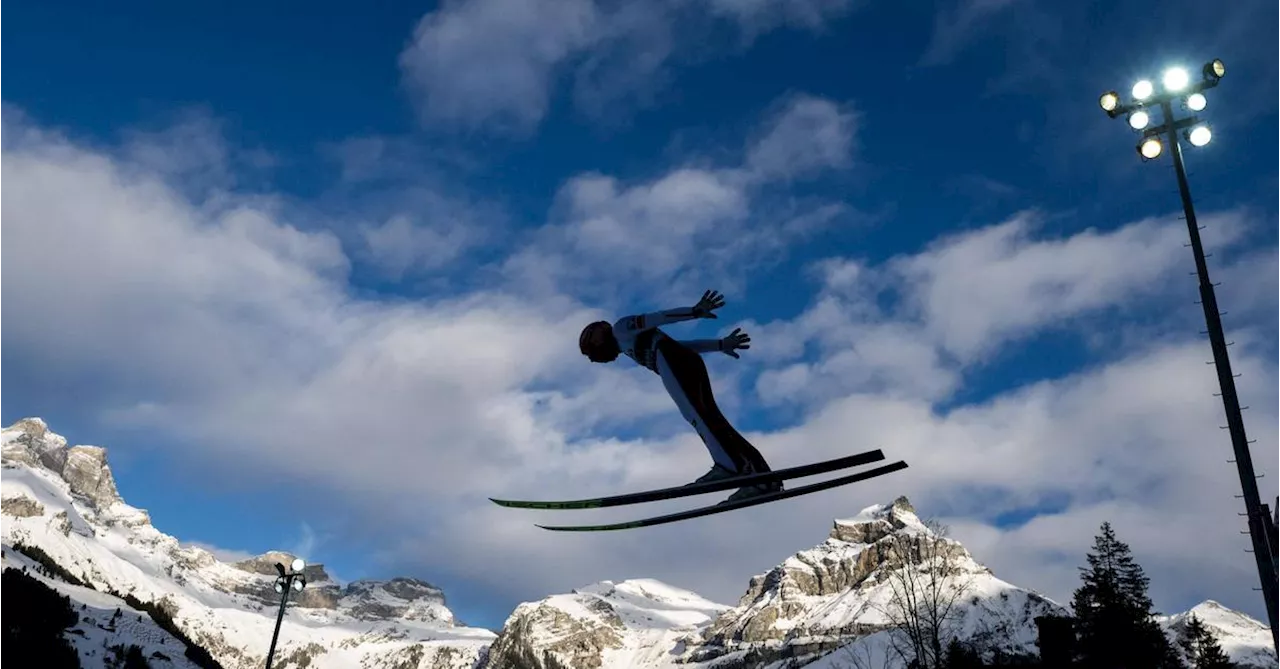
654,338,772,474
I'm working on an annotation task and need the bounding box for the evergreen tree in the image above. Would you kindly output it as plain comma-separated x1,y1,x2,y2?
1,569,81,668
1177,614,1236,669
1071,522,1185,669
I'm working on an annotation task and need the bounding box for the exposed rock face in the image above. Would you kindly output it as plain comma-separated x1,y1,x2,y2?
701,495,983,651
486,599,625,669
483,580,725,669
3,417,68,471
342,577,455,623
1,494,45,517
62,445,124,508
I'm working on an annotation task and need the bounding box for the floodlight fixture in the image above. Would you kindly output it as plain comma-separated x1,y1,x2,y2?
1204,58,1225,80
1132,79,1154,100
1099,91,1120,112
291,558,305,573
274,581,284,593
1186,93,1207,111
1187,125,1212,147
1162,67,1190,92
292,578,305,592
1128,110,1150,130
1138,137,1163,159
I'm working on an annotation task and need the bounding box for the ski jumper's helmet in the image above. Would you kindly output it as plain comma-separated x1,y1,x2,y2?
579,321,614,362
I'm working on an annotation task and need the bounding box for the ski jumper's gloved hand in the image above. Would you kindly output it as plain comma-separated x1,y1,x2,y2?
718,327,751,358
691,290,725,318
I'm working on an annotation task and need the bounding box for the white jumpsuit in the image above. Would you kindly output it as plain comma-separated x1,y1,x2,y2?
611,311,772,476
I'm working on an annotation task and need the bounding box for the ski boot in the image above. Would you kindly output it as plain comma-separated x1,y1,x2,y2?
686,464,739,486
719,463,783,505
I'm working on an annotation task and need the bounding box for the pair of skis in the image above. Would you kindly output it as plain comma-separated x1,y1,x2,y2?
490,449,908,532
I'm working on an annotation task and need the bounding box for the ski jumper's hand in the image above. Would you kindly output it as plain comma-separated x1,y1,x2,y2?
718,327,751,358
691,290,725,319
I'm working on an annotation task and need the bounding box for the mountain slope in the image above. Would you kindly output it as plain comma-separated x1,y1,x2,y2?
4,547,205,669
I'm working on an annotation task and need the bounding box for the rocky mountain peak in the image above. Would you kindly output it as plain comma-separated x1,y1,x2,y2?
232,551,332,582
339,576,456,624
2,417,124,509
698,496,1004,655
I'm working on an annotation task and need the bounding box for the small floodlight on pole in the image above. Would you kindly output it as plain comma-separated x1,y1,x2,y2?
1132,79,1155,100
1097,58,1278,653
265,558,308,669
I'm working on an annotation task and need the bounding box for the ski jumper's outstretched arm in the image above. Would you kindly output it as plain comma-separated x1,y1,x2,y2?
632,307,700,330
679,339,722,353
680,327,750,358
626,290,727,331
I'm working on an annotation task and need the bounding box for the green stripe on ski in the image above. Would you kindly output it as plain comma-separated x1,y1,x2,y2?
489,449,885,510
535,460,909,532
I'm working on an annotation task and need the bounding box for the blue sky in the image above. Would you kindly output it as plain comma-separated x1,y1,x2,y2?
3,0,1277,631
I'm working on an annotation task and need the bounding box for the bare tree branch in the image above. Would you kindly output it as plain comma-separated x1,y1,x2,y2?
871,517,976,669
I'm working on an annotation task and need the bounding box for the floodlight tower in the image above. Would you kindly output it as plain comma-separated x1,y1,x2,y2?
1099,59,1278,652
265,558,308,669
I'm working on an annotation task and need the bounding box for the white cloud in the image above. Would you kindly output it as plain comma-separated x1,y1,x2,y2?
501,93,855,303
399,0,602,134
746,94,857,181
398,0,858,134
891,209,1253,362
358,211,484,280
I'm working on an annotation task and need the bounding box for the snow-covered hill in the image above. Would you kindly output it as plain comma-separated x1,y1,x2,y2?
1160,600,1277,668
3,417,1275,669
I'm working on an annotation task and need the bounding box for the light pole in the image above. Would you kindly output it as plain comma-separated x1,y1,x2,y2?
1098,58,1278,652
265,558,308,669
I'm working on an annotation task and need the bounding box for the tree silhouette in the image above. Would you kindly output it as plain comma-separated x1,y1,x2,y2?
2,569,81,668
1176,614,1235,669
1071,522,1184,669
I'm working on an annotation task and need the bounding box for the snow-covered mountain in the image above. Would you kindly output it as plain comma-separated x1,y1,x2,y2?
1160,600,1277,668
1,418,495,669
485,497,1067,669
3,417,1275,669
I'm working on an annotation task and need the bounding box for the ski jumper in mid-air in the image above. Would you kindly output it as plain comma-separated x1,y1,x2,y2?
578,290,782,503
